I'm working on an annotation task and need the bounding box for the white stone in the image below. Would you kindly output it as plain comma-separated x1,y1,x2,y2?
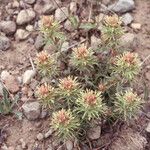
108,0,135,13
26,25,34,32
34,0,59,15
22,102,41,120
66,140,73,150
44,129,54,138
0,36,11,51
23,70,36,85
24,0,36,4
16,9,36,25
37,133,44,141
61,42,69,52
91,35,101,50
70,2,77,13
15,29,30,40
55,7,69,23
131,23,142,30
0,21,16,35
1,70,10,81
122,13,133,25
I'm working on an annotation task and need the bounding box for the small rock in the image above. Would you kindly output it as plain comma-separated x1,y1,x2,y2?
4,75,20,94
12,0,20,8
27,38,34,44
17,76,23,84
119,33,137,50
131,23,142,30
34,34,45,51
108,0,135,13
87,126,101,140
145,122,150,133
66,140,73,150
24,0,36,4
55,7,69,23
70,2,77,14
15,29,30,40
0,35,11,51
19,1,31,8
26,25,34,32
61,42,69,52
22,102,41,120
20,138,27,149
122,13,133,25
102,0,111,5
44,129,54,138
40,109,48,119
37,133,44,141
16,9,36,25
91,35,101,50
34,0,59,15
64,20,74,31
22,70,36,85
0,21,16,35
1,70,10,81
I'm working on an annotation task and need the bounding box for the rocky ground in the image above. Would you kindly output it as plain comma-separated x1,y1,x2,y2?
0,0,150,150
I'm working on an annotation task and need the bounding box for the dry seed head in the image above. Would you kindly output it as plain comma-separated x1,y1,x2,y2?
59,76,78,91
98,83,106,92
41,15,54,28
84,91,97,106
124,91,137,103
53,109,71,125
36,51,50,64
73,46,88,59
104,15,121,27
37,83,54,97
122,52,135,65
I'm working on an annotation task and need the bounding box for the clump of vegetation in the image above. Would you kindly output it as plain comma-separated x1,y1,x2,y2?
35,14,142,142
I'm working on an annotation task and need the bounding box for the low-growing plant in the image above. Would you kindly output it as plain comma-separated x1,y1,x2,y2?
35,51,58,77
76,89,107,121
51,109,80,141
70,45,98,72
0,88,19,115
35,14,143,142
114,89,142,121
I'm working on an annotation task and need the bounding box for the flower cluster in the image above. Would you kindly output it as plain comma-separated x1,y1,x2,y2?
70,45,97,72
51,109,80,140
40,15,65,44
101,15,123,49
114,89,142,121
76,90,107,120
36,83,55,107
35,51,57,77
58,76,80,104
104,15,122,27
113,52,141,80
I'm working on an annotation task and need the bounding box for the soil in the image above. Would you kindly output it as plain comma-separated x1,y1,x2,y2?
0,0,150,150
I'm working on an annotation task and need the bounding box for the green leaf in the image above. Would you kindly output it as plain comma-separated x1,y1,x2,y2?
53,32,66,41
79,22,97,30
69,16,79,29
